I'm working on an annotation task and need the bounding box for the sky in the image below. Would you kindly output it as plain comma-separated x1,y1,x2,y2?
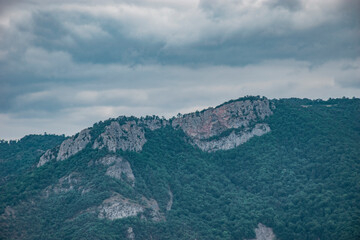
0,0,359,140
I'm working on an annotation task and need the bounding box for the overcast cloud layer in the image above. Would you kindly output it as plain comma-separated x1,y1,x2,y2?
0,0,359,140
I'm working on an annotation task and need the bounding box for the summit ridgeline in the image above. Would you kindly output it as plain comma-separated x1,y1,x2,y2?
38,97,274,167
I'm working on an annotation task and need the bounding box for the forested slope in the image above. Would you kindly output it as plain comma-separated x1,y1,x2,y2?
0,97,359,240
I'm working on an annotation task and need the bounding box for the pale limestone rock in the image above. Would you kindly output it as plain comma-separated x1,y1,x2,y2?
98,194,144,220
246,223,276,240
106,162,135,184
97,155,119,166
172,99,273,140
93,121,146,152
42,172,90,197
57,129,91,161
172,98,273,152
166,189,173,211
127,227,135,240
38,98,275,167
37,148,57,167
139,117,168,130
194,123,271,152
97,156,135,186
97,193,164,221
38,129,92,167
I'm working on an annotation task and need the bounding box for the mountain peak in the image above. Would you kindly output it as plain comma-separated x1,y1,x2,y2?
38,97,274,167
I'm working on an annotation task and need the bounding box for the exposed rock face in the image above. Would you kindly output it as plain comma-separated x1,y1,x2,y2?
97,193,164,221
127,227,135,240
38,97,275,167
166,189,173,211
98,194,144,220
172,98,273,151
194,123,271,152
57,129,91,161
141,197,164,221
139,117,168,130
42,172,89,197
97,156,135,186
37,148,57,167
37,129,91,167
246,223,276,240
93,121,146,152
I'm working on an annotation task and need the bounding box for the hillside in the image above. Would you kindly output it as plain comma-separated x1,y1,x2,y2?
1,96,360,240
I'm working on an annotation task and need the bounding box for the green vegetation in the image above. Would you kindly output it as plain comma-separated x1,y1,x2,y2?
0,98,359,239
0,134,66,184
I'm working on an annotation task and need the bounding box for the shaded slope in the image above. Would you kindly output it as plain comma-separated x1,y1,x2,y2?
0,97,359,240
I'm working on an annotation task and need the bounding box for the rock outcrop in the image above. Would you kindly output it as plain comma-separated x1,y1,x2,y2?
246,223,276,240
57,129,92,161
98,194,144,220
98,193,163,221
166,189,173,211
172,98,273,151
93,121,146,152
38,97,274,167
194,123,270,152
37,147,58,167
139,117,168,130
37,129,91,167
127,227,135,240
97,156,135,186
42,172,89,197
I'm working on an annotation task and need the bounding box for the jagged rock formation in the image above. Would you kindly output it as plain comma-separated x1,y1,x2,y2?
172,98,273,152
93,117,167,153
37,147,58,167
57,129,92,160
97,193,163,221
98,194,144,220
97,156,135,186
38,97,274,167
246,223,276,240
139,117,168,130
193,123,270,152
93,121,146,152
37,129,91,167
172,99,272,138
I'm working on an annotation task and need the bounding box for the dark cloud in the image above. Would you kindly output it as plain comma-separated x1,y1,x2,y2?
0,0,359,139
267,0,303,11
336,76,360,89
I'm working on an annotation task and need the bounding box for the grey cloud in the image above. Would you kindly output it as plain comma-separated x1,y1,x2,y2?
0,0,359,140
2,58,360,140
267,0,303,11
336,76,360,89
1,0,358,68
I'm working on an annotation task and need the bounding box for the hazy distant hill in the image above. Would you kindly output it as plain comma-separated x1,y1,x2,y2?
1,96,359,240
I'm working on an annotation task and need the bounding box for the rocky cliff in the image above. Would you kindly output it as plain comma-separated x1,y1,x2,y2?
3,97,359,240
95,156,135,187
246,223,276,240
172,98,273,151
38,97,273,167
37,129,92,167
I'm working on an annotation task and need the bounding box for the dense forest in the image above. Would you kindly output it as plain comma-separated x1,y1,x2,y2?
0,97,359,240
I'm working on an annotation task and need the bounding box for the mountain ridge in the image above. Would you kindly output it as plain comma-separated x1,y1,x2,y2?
1,96,360,240
38,96,274,167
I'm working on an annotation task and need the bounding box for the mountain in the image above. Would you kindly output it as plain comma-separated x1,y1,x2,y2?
1,96,360,240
